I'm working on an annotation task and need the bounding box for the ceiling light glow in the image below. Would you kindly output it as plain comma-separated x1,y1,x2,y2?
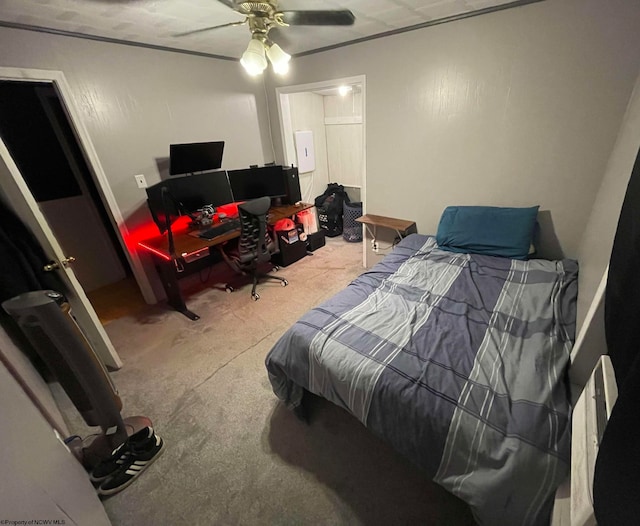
266,43,291,75
240,38,268,76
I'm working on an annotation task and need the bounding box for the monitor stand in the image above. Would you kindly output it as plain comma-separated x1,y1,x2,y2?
271,196,283,207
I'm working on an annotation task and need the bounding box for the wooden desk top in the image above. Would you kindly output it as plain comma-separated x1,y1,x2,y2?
138,224,238,259
269,202,314,223
356,214,416,233
139,203,314,259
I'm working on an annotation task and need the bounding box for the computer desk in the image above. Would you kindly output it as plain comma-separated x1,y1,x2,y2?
138,202,314,320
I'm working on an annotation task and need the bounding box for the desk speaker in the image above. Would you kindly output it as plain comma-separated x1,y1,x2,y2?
283,166,302,204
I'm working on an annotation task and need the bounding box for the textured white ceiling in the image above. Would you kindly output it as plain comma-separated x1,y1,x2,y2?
0,0,528,59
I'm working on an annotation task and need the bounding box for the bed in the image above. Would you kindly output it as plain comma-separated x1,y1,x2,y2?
266,220,578,525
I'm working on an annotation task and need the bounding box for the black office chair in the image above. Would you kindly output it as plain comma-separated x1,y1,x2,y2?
223,196,288,300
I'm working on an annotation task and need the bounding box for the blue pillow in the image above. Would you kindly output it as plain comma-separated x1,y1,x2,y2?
436,206,539,260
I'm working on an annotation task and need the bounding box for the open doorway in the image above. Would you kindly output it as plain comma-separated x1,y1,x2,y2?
276,75,367,266
0,80,146,324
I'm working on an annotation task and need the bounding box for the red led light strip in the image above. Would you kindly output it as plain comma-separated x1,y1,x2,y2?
137,242,172,261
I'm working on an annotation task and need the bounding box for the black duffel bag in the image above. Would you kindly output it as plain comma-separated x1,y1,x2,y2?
314,183,350,237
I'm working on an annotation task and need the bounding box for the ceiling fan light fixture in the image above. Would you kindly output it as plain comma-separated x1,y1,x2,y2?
240,38,268,76
266,42,291,75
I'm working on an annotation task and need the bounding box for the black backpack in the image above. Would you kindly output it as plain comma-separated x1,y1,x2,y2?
314,183,350,237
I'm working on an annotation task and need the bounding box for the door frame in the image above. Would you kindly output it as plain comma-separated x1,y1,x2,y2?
275,75,367,266
0,66,155,304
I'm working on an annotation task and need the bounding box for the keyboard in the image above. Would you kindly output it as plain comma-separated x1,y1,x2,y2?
194,219,241,240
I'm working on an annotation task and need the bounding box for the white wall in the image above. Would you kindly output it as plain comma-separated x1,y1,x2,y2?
324,91,364,190
570,76,640,386
285,89,365,205
287,92,330,203
267,0,640,265
0,27,274,301
576,77,640,329
0,320,69,436
0,356,110,525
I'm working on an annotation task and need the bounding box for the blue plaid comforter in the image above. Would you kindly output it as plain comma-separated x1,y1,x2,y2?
266,234,578,525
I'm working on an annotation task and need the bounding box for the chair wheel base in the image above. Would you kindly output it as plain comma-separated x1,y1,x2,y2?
251,292,260,301
281,279,288,287
225,285,234,293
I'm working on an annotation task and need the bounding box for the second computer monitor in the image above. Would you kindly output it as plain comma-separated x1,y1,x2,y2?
146,170,233,233
169,170,233,212
228,166,287,202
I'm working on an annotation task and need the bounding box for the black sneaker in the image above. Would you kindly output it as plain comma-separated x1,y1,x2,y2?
98,427,165,496
90,426,160,483
90,440,130,484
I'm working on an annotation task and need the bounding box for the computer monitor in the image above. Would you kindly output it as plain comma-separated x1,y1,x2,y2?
228,166,287,202
168,170,233,212
169,141,225,175
146,170,233,233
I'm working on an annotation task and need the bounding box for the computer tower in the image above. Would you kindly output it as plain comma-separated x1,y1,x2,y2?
283,166,302,204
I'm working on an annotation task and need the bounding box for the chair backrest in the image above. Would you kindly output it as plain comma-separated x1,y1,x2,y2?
237,196,274,265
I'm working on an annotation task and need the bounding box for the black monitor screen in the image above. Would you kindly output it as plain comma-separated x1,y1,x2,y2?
169,141,224,175
228,166,286,201
169,171,233,212
146,170,233,233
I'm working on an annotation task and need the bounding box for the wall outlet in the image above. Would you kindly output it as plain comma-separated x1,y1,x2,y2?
134,174,147,189
373,241,379,253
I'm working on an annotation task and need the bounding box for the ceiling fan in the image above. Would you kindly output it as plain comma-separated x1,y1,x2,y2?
175,1,356,76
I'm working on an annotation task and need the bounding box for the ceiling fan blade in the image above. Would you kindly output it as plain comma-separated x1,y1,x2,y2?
279,10,355,26
268,27,294,48
215,0,238,9
173,20,245,38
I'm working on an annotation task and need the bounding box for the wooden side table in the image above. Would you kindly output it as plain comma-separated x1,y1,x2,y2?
355,214,417,242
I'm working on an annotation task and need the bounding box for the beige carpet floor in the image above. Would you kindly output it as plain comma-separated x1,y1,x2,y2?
71,237,475,525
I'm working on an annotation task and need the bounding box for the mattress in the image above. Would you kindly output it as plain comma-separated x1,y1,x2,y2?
266,234,578,525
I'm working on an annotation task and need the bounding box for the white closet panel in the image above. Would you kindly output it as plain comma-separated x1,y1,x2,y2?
326,123,363,188
294,130,315,173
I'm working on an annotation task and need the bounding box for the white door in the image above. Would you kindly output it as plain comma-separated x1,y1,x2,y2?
0,137,123,369
0,359,112,525
34,84,127,292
